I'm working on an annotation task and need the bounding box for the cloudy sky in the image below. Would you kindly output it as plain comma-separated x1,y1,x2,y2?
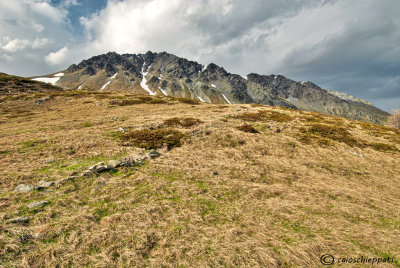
0,0,399,111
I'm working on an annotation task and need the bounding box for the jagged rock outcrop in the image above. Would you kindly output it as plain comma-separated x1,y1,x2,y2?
37,51,388,124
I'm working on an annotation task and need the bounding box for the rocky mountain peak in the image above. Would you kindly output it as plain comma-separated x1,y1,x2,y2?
49,51,388,124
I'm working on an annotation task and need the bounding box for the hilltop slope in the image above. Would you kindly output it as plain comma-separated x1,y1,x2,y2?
0,72,63,95
0,90,399,267
33,51,389,124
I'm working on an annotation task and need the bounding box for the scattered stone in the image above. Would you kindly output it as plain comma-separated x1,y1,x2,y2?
35,99,44,105
33,233,42,239
351,151,363,157
120,157,138,167
44,158,56,164
191,130,203,136
27,200,49,209
148,150,161,159
14,184,36,193
210,171,219,176
8,216,30,224
119,127,127,132
108,160,122,169
37,180,56,189
88,162,113,173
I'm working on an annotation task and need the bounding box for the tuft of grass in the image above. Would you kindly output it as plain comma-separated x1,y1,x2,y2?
369,143,398,152
109,97,167,106
163,117,203,128
177,97,200,105
236,124,259,133
119,128,186,149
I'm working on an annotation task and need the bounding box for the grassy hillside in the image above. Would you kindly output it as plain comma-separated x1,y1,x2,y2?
0,91,399,267
0,73,62,95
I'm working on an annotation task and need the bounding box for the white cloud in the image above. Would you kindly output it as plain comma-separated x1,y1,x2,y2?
45,46,69,65
0,37,30,52
0,0,72,75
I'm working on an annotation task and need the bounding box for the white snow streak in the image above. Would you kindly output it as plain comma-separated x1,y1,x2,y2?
100,81,111,91
196,95,205,102
241,75,247,80
158,87,167,96
100,72,118,91
202,64,208,72
54,72,64,77
222,93,232,104
211,83,216,88
140,60,156,95
78,85,82,90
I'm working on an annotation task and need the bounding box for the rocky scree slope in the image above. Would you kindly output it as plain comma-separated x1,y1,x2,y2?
38,51,388,124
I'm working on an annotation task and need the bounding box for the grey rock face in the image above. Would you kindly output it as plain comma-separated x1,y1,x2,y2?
14,184,36,193
27,200,49,208
58,51,389,124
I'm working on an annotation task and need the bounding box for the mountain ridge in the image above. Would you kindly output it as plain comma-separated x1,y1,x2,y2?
32,51,389,124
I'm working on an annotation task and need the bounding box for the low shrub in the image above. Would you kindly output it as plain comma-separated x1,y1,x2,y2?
236,124,259,133
119,129,185,149
299,123,360,147
163,117,203,128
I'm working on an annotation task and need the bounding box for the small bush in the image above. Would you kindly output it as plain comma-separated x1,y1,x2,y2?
119,129,185,149
299,123,360,147
163,117,203,128
236,124,259,133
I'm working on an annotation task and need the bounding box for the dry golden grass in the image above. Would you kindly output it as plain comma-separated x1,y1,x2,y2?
0,92,399,267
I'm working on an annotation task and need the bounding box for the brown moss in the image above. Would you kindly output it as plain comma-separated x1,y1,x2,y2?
163,117,203,128
236,124,259,133
119,128,185,149
237,110,293,122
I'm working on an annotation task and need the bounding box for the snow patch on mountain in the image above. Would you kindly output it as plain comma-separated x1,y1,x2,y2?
32,77,59,85
197,95,205,102
222,93,232,104
100,72,118,91
158,87,167,96
140,61,156,95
